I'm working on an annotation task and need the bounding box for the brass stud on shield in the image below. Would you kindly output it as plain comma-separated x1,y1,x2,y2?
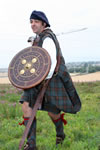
30,68,35,73
25,63,31,69
32,58,37,63
22,59,27,64
20,69,25,75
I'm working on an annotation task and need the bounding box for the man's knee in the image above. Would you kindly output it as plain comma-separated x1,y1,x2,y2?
22,102,29,110
48,112,60,120
22,102,32,117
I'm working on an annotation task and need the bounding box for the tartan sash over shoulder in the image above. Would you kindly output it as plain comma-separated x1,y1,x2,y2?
34,29,81,114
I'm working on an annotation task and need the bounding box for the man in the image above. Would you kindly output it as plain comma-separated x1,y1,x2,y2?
19,10,81,150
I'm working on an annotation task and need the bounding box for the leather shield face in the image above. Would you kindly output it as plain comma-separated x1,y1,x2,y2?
8,46,51,89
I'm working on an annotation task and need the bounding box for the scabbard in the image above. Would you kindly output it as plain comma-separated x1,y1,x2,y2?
19,79,50,150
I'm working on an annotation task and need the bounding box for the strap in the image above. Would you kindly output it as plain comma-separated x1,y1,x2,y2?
54,54,60,74
45,30,61,73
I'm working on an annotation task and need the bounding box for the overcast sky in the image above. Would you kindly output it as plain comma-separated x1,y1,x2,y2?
0,0,100,68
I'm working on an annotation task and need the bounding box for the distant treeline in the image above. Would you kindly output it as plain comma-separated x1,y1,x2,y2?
0,68,8,73
0,61,100,74
66,61,100,73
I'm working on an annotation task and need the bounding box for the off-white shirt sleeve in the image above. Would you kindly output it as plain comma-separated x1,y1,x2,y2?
42,37,57,79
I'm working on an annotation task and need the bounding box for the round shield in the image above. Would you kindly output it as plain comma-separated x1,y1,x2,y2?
8,46,51,89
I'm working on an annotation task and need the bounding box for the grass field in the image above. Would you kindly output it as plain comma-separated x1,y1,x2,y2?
0,82,100,150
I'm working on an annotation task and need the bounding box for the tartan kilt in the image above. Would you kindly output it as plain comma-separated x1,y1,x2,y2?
20,70,81,114
45,73,81,114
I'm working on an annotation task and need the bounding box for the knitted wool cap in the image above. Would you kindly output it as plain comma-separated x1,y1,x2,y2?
30,10,50,27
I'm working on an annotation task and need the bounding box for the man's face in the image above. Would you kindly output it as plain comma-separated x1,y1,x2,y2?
30,19,45,35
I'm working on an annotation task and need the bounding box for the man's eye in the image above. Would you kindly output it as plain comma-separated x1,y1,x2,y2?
30,20,33,24
35,20,39,23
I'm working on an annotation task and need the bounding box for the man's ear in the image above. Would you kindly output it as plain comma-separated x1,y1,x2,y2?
42,22,46,27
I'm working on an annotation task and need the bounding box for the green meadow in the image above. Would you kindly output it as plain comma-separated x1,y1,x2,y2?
0,82,100,150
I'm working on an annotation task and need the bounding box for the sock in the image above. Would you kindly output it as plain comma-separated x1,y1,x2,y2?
52,113,67,137
22,116,36,148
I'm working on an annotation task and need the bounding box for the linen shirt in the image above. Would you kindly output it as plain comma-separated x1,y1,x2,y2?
42,37,57,79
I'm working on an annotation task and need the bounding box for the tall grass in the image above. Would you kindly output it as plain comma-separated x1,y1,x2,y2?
0,82,100,150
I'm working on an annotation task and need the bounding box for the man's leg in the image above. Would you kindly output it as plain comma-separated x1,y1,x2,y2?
48,112,67,145
21,102,37,150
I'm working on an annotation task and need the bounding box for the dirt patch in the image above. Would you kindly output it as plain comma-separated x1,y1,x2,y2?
71,72,100,82
0,72,100,84
0,77,10,84
0,72,8,77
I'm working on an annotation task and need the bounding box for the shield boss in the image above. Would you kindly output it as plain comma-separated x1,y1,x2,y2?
8,46,51,89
